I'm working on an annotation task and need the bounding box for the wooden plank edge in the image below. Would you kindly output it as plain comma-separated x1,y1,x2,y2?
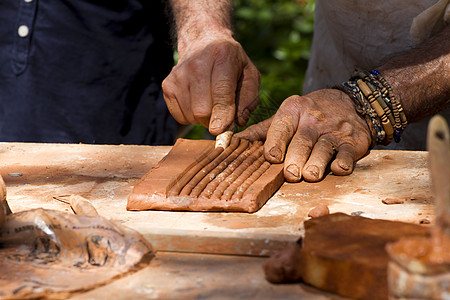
142,228,299,257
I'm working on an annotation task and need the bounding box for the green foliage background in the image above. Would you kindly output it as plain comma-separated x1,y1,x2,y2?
183,0,315,139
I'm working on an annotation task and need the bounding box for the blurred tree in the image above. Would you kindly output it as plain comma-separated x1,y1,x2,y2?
183,0,315,139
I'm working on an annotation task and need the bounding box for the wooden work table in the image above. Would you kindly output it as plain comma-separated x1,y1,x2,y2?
0,142,434,299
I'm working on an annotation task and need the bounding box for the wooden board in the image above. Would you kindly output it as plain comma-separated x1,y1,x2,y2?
70,252,346,300
0,142,435,256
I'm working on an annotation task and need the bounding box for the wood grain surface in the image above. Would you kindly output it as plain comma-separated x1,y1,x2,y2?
0,142,434,256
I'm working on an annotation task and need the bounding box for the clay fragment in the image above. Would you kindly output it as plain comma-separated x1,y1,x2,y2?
264,240,303,283
0,201,154,299
382,197,405,205
127,138,285,213
307,204,329,218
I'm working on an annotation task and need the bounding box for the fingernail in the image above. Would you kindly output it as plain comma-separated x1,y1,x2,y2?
210,119,222,131
286,164,299,178
338,161,350,171
305,165,319,179
269,146,282,161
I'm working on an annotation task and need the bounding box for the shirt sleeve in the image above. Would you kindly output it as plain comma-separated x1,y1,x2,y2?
410,0,450,46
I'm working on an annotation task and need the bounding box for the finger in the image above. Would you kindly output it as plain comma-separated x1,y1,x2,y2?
235,64,261,127
188,59,213,128
331,143,356,176
302,137,336,182
162,73,190,125
264,96,301,163
235,116,273,142
209,47,239,135
283,128,318,182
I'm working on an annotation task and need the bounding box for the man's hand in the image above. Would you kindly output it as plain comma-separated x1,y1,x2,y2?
162,38,260,135
237,89,372,182
163,0,260,136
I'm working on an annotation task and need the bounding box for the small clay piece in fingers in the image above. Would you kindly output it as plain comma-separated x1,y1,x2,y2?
215,127,234,149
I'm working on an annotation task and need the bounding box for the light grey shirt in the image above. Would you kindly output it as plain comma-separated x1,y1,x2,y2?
304,0,450,150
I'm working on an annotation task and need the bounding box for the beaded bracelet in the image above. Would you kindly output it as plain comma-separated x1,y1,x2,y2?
334,82,383,147
354,71,396,130
334,70,408,145
356,79,394,144
369,70,408,142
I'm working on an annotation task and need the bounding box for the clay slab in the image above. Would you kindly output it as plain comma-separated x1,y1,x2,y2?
127,138,284,213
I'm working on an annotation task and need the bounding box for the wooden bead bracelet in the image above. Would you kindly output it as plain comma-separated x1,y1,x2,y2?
334,70,408,145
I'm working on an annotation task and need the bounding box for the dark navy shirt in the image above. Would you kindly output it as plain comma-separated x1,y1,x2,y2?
0,0,176,145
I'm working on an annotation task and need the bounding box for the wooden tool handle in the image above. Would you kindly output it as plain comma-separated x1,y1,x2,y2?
427,115,450,234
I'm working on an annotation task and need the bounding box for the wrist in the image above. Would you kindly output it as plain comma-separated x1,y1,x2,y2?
333,86,377,148
176,25,234,56
334,70,408,146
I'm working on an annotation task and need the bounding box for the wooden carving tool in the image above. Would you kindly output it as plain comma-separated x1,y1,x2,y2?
386,115,450,299
428,115,450,234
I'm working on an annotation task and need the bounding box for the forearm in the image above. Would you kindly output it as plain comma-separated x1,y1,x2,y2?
378,25,450,123
168,0,234,55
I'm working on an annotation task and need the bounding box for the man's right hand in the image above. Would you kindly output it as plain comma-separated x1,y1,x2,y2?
162,37,260,136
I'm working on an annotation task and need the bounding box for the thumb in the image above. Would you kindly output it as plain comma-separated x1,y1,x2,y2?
235,116,273,142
